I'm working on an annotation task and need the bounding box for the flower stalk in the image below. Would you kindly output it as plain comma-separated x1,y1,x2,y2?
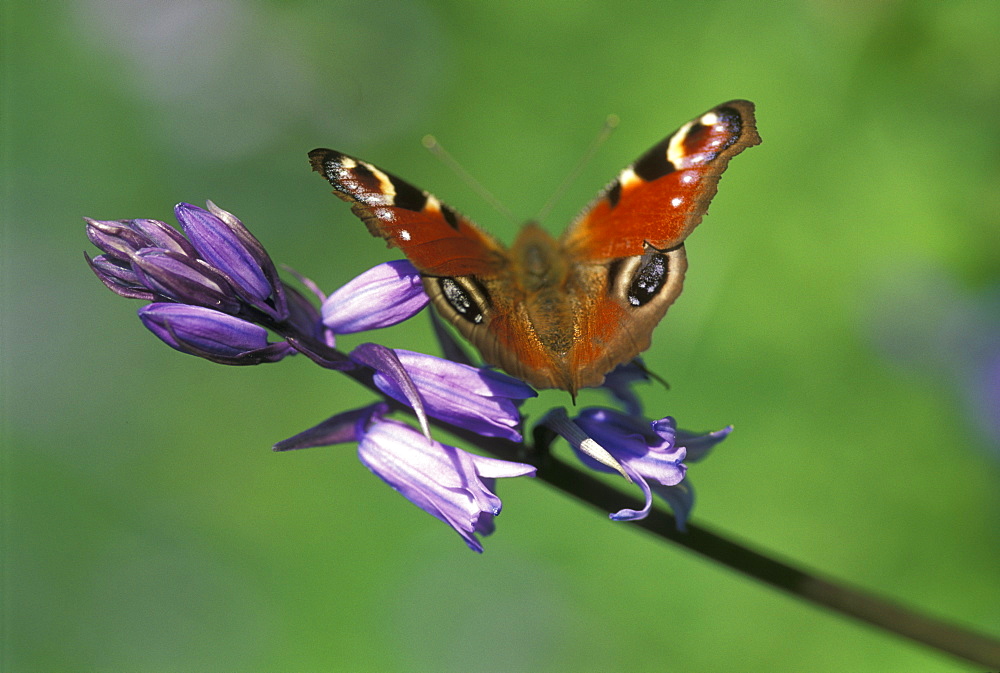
443,418,1000,668
536,451,1000,669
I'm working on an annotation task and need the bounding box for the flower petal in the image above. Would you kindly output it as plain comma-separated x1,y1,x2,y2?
85,217,198,260
676,425,733,462
537,407,629,479
609,464,654,521
373,349,535,441
600,360,652,417
86,253,156,300
323,260,428,333
131,248,242,312
138,303,289,364
651,482,695,531
205,201,288,318
351,343,432,439
273,403,388,451
467,453,538,479
128,217,200,256
282,283,325,342
175,202,274,309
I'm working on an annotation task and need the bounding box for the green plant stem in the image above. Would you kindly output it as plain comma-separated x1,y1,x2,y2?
536,452,1000,668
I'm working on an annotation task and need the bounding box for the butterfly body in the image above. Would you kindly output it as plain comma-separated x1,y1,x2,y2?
310,100,759,393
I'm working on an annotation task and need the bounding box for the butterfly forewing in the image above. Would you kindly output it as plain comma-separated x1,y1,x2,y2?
308,149,506,277
561,100,760,261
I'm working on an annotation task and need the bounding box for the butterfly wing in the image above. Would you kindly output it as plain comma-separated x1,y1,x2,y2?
561,100,760,260
555,101,760,390
309,149,506,277
311,148,530,382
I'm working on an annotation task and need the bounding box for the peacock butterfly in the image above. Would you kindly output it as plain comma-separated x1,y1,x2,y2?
309,100,760,394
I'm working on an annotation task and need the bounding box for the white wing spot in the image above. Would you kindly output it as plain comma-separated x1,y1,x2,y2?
681,173,697,185
399,229,412,241
671,197,684,208
700,111,720,127
667,120,695,167
362,161,397,201
618,166,641,188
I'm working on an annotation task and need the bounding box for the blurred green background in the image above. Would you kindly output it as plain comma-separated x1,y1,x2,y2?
4,0,999,671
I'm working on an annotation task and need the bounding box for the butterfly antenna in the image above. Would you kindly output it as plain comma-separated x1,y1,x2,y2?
534,114,619,224
422,135,516,224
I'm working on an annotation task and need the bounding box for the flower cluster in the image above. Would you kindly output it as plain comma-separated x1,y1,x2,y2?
85,202,731,551
85,202,318,365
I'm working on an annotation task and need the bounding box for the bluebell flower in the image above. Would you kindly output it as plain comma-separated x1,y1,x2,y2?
317,263,535,442
87,249,158,301
86,217,198,301
359,417,536,552
280,283,329,348
274,403,536,552
86,216,198,262
642,421,730,530
675,425,731,463
544,407,731,528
